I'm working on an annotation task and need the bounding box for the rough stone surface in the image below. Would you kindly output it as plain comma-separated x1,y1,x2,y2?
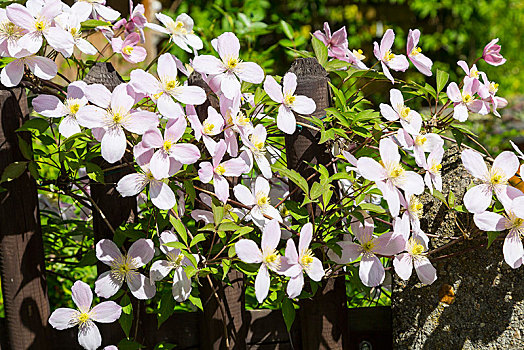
393,146,524,349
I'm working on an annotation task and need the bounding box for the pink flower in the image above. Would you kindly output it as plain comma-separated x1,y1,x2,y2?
235,219,283,303
116,144,177,210
142,117,200,179
33,81,88,138
457,60,482,81
281,223,325,298
188,105,225,153
482,38,506,66
130,53,206,119
423,146,444,195
113,0,147,42
380,89,422,135
461,149,521,213
396,127,443,168
373,29,409,83
393,235,436,285
0,8,25,57
406,29,432,76
112,32,146,63
328,214,405,287
357,138,425,217
198,140,248,203
446,77,488,122
76,83,158,163
146,13,203,53
95,238,156,299
150,231,199,302
312,22,348,59
233,176,282,227
344,48,368,70
473,196,524,268
49,281,121,350
82,0,120,22
263,73,316,134
55,2,98,55
478,72,508,117
6,2,74,56
240,124,272,178
0,52,57,87
193,32,264,99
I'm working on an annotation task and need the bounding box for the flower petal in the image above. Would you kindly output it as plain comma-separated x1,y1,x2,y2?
255,264,270,303
235,239,263,263
127,273,157,300
78,322,102,350
261,219,281,250
393,253,413,281
90,301,122,323
94,271,123,299
286,273,304,299
414,257,437,285
49,308,79,330
172,267,192,302
150,180,177,210
359,254,385,287
128,238,154,267
463,184,492,213
71,280,92,313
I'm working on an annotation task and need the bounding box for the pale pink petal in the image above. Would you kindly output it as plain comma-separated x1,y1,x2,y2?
124,111,158,135
463,184,492,213
198,162,214,183
142,127,164,149
1,60,24,87
101,127,126,164
298,223,313,253
32,94,63,118
235,239,263,263
473,211,507,231
49,308,79,330
513,197,524,219
327,241,362,264
233,184,256,206
76,38,98,55
503,230,524,269
18,32,43,55
388,54,409,72
192,55,225,75
96,239,122,265
171,144,200,164
400,172,425,195
159,231,179,255
414,257,437,284
389,89,404,110
59,117,82,138
263,75,283,103
393,253,413,281
216,32,240,59
45,27,74,56
291,95,316,115
94,271,123,298
6,4,34,29
359,254,385,287
150,151,170,179
287,273,304,299
284,239,299,267
255,176,270,195
172,266,192,302
157,93,185,119
373,232,406,256
150,179,176,210
124,45,147,64
71,280,92,313
150,260,174,283
78,322,102,350
357,157,387,182
90,301,122,323
261,219,281,250
381,29,395,52
351,214,374,244
220,72,241,100
25,56,57,80
173,85,206,105
85,84,111,108
306,257,324,281
94,3,120,21
376,180,401,217
282,72,297,96
380,103,398,121
381,62,395,83
446,82,462,103
461,149,489,180
128,238,154,267
453,103,469,122
111,84,134,112
213,174,229,203
277,104,296,134
493,151,519,179
410,53,433,76
129,69,160,96
222,158,247,176
76,105,105,129
255,264,270,303
236,61,264,84
127,273,156,299
191,209,214,224
380,137,400,164
262,205,282,222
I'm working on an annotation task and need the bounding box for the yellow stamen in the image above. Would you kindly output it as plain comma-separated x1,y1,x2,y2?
300,249,314,267
256,191,269,207
399,106,411,120
35,20,46,31
203,122,214,135
415,135,427,146
362,240,375,253
489,167,506,185
430,163,442,174
353,49,365,60
77,312,91,325
215,164,225,175
411,47,422,56
226,57,239,70
284,94,295,106
462,94,473,104
409,195,423,218
122,46,134,55
384,50,395,61
163,140,173,152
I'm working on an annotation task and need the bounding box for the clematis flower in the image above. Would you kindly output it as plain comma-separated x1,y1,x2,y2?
188,106,225,153
49,281,122,350
380,89,422,135
406,29,432,76
0,52,57,87
76,83,158,163
423,145,444,195
192,32,264,99
0,8,25,57
399,192,425,235
32,81,88,138
478,72,508,117
235,219,283,303
112,32,146,63
482,38,506,66
396,127,443,168
240,124,272,178
116,143,177,210
82,0,120,22
328,214,405,287
393,235,436,285
263,73,316,134
473,196,524,268
357,138,425,217
54,2,97,56
461,149,521,213
141,117,200,180
150,231,199,302
146,13,202,53
130,53,206,119
281,223,325,298
233,176,282,227
312,22,348,59
344,48,368,70
446,77,488,122
198,140,247,203
6,1,74,56
95,238,156,299
113,0,147,42
373,29,409,83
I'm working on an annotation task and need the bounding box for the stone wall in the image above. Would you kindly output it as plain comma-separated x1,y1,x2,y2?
393,147,524,349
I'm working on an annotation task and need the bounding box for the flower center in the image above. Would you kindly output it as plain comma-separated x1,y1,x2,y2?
409,195,423,218
164,79,179,92
77,312,91,325
283,93,295,107
411,46,422,56
256,191,269,207
163,140,173,152
353,49,365,60
234,112,249,126
65,99,82,115
226,57,239,70
384,50,395,62
462,94,473,104
362,240,375,253
415,135,427,146
300,249,314,268
0,21,23,39
399,106,411,121
489,167,507,185
490,82,499,94
110,255,138,282
249,135,265,153
382,161,405,179
169,20,188,35
470,69,479,78
167,252,185,268
203,121,215,135
34,20,46,32
263,248,281,271
410,242,425,256
430,162,442,174
215,164,225,176
146,171,155,180
122,46,134,55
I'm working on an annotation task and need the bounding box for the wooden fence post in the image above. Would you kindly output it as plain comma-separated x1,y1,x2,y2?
84,62,137,345
0,87,51,349
285,57,349,349
188,72,248,350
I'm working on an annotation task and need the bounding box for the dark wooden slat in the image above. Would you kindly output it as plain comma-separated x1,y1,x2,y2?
0,87,50,349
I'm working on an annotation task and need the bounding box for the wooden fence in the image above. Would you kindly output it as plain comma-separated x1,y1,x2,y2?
0,58,393,349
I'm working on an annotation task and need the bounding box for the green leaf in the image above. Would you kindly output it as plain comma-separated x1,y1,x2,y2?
432,189,448,208
222,259,231,280
309,182,324,200
164,241,187,250
17,136,32,160
451,127,464,148
311,35,328,66
119,294,133,338
188,295,203,311
281,298,296,332
183,180,196,206
1,161,27,183
280,20,294,40
212,203,225,226
80,19,111,30
27,161,39,179
169,216,188,246
17,117,48,133
77,250,97,267
118,339,144,350
272,165,309,196
436,69,450,94
359,202,386,214
190,233,206,247
85,162,104,183
319,127,335,144
487,231,502,248
157,291,175,328
218,221,241,231
448,190,456,208
325,59,350,72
